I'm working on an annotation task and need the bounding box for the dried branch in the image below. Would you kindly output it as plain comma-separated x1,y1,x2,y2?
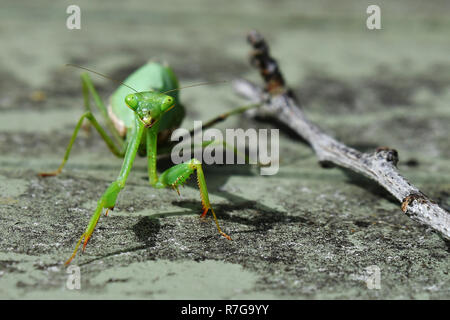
233,31,450,239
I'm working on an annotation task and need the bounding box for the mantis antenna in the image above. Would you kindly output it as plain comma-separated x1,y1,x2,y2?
161,80,228,94
66,64,227,94
66,64,139,93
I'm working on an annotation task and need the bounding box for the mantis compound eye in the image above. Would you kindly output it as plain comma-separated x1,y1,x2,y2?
125,94,138,111
161,95,174,113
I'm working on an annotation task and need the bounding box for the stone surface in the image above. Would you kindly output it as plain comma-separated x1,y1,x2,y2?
0,0,448,299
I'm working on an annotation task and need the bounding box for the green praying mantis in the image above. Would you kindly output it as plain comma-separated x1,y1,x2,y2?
38,61,259,265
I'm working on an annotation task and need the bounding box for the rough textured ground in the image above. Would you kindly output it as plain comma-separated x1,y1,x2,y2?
0,0,449,299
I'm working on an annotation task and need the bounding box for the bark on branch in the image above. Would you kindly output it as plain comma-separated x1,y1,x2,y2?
233,31,450,239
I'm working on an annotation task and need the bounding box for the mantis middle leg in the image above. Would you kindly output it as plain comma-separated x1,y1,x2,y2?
38,73,126,176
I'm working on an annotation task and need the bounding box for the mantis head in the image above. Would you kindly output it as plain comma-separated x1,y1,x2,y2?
125,91,174,127
64,64,224,128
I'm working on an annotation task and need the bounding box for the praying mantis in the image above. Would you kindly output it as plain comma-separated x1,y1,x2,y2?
38,61,259,265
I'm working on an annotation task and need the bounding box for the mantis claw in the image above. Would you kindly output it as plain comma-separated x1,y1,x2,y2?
220,231,232,241
65,202,105,265
82,235,91,252
203,207,232,241
38,168,62,177
201,207,208,218
64,228,96,266
64,232,86,266
172,185,181,196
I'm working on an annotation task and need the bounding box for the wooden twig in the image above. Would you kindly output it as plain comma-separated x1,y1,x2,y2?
232,31,450,239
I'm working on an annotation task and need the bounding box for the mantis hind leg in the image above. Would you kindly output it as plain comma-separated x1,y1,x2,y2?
187,103,261,136
157,102,263,163
38,111,125,177
155,159,231,240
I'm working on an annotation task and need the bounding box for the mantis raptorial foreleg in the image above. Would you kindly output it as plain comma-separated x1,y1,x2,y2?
154,159,231,240
65,118,145,265
145,124,231,240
